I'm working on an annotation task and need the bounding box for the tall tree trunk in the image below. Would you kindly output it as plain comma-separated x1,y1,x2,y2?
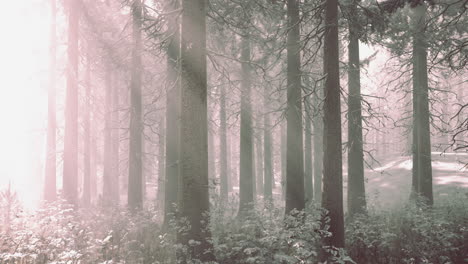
208,122,216,183
255,115,264,196
252,141,257,198
219,85,228,201
347,0,366,216
304,95,313,203
103,64,113,204
281,122,286,200
227,133,233,192
63,0,79,204
112,73,120,203
157,117,165,209
285,0,305,214
263,86,273,202
128,0,143,210
312,87,323,204
411,3,433,206
178,0,215,261
322,0,345,248
82,48,91,206
44,0,57,202
164,0,180,225
238,33,254,215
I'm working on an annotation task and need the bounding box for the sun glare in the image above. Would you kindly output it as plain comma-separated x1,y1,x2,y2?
0,1,49,209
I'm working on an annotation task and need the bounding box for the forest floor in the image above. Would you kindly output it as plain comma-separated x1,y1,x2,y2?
363,152,468,210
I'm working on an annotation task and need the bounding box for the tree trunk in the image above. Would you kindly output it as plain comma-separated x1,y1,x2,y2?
219,85,228,201
312,87,323,204
157,117,165,209
44,0,57,202
285,0,305,214
281,122,286,200
128,0,143,210
178,0,216,261
63,0,79,204
164,0,180,225
411,3,433,206
112,74,120,204
255,114,264,197
103,64,113,205
263,86,273,202
322,0,345,248
82,48,91,206
238,33,254,215
304,95,313,204
347,0,366,216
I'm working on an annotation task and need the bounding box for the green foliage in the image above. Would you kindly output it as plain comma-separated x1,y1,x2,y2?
346,199,467,264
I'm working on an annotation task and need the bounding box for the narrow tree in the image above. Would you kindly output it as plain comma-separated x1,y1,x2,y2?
219,85,228,201
62,0,79,204
178,0,215,260
164,0,180,225
255,114,264,196
312,87,323,204
112,73,120,203
128,0,143,210
411,2,433,205
156,117,165,209
44,0,57,202
285,0,305,214
82,48,92,206
322,0,345,248
304,95,313,203
238,32,254,215
103,64,113,204
346,0,366,216
263,86,273,202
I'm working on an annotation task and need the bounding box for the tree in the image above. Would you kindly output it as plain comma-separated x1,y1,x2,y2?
112,69,120,203
164,0,180,225
103,64,114,204
128,0,143,210
304,95,313,203
44,0,57,202
285,0,305,214
178,0,216,260
238,31,254,215
411,2,433,205
82,47,92,206
156,116,165,209
312,88,323,204
346,0,367,216
219,85,228,201
263,85,273,202
62,0,79,204
322,0,345,248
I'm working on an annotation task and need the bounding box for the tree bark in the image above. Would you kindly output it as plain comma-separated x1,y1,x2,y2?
164,0,180,225
178,0,216,261
238,33,254,215
411,3,433,206
263,85,273,202
157,116,165,209
255,114,264,196
44,0,57,202
322,0,345,248
304,95,313,203
63,0,79,204
103,64,113,204
112,73,120,204
128,0,143,210
285,0,305,214
82,48,91,206
347,0,366,216
312,87,323,204
219,85,228,201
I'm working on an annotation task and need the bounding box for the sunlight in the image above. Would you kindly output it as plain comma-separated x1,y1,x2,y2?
0,1,49,209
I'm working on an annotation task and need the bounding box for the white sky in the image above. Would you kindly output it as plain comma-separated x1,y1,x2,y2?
0,1,49,208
